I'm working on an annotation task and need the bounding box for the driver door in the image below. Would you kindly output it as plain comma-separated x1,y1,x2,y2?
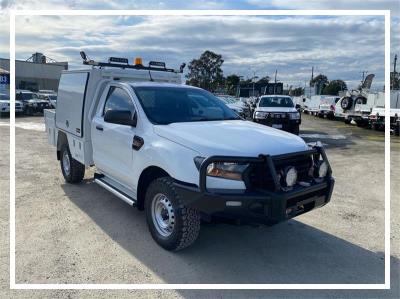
92,85,137,188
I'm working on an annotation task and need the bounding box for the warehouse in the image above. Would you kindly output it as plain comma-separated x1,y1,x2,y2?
0,53,68,92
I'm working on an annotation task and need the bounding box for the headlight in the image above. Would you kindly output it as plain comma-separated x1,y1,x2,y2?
282,166,297,187
254,111,268,119
289,112,300,120
207,162,249,181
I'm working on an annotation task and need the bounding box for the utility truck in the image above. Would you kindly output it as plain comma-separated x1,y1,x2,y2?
45,53,335,251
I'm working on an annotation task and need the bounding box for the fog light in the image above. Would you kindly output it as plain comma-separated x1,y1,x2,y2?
317,161,328,178
284,166,297,187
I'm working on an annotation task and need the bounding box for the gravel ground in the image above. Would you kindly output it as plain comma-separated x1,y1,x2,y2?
0,114,399,298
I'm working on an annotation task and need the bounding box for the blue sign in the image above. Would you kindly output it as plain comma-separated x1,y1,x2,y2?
0,74,10,85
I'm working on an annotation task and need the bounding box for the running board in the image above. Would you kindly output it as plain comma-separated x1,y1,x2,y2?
94,174,136,206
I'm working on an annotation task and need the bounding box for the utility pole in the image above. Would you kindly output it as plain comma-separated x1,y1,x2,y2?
237,75,243,97
311,66,314,86
274,69,277,94
394,54,397,73
252,70,256,97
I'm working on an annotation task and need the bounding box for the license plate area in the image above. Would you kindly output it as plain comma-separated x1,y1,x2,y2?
272,124,283,129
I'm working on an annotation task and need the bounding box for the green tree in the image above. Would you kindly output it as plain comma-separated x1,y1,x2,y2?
391,72,399,90
256,76,270,85
186,50,224,92
322,79,347,95
290,87,304,97
225,74,240,95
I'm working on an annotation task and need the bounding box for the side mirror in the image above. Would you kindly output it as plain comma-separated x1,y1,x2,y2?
104,110,137,127
80,51,87,61
295,104,301,111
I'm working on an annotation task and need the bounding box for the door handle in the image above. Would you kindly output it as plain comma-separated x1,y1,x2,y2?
96,125,103,131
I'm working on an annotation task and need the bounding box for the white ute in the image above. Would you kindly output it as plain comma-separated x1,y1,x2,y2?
45,53,335,251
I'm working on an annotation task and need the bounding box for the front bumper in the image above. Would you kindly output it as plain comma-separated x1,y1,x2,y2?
174,146,334,225
174,178,334,224
254,117,300,133
319,110,334,117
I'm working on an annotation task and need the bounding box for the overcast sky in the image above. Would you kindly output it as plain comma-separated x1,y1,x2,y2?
0,0,399,90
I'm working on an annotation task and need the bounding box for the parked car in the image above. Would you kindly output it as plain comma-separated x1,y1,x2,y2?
16,89,51,115
369,90,400,135
217,96,245,118
0,92,23,115
318,96,341,119
44,54,334,251
38,90,58,108
253,95,301,135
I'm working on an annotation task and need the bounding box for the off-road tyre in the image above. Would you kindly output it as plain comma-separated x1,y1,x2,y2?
341,97,353,110
145,177,201,251
60,144,85,183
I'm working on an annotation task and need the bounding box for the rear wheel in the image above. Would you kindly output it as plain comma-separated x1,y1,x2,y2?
60,144,85,183
145,177,201,251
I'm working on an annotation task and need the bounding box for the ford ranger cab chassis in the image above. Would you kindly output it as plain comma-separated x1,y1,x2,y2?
45,55,334,251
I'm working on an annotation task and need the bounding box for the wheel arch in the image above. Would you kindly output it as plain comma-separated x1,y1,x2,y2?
137,166,170,211
56,130,68,160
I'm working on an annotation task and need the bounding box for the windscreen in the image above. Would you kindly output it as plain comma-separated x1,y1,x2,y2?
259,97,294,108
17,93,37,101
133,86,240,125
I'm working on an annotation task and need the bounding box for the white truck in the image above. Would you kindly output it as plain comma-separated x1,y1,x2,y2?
45,53,335,251
369,90,400,135
317,96,341,119
253,95,301,135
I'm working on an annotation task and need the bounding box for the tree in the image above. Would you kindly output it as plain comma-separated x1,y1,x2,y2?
225,74,240,95
186,50,224,92
322,80,347,95
256,76,270,85
290,87,304,97
310,74,328,95
391,71,399,90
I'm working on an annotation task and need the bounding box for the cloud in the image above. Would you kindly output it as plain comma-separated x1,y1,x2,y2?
7,15,385,89
0,0,397,90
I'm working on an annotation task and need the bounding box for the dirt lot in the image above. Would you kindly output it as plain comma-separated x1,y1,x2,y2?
0,114,399,298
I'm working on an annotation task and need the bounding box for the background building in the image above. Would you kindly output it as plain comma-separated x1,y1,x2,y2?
0,52,68,93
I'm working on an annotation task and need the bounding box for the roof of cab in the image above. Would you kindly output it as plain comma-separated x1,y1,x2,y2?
129,81,199,89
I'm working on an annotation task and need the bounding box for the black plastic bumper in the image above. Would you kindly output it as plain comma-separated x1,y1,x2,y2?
174,178,334,224
174,146,334,225
254,118,300,133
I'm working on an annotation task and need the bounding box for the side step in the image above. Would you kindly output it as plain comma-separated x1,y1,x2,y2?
94,173,136,206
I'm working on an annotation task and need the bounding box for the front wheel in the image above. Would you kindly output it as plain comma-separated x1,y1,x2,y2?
145,177,201,251
60,144,85,183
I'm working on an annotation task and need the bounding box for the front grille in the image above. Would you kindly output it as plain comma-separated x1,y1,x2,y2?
246,153,313,191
